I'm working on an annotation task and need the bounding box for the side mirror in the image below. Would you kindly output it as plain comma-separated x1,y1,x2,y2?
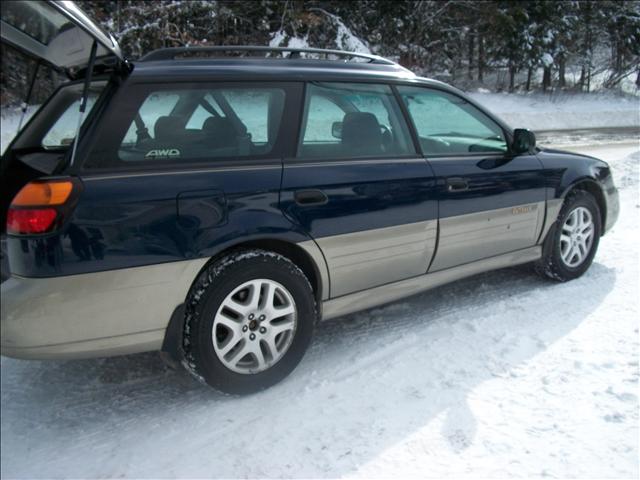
512,128,536,154
331,121,343,139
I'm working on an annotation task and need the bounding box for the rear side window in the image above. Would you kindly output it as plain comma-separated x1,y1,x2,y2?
298,82,415,159
398,86,507,156
40,83,105,149
121,92,180,145
116,87,285,163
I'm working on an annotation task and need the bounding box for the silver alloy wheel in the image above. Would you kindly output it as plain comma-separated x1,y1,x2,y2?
212,279,297,374
560,206,595,268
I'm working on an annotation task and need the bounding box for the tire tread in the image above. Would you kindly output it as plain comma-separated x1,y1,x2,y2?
535,190,601,282
181,249,316,394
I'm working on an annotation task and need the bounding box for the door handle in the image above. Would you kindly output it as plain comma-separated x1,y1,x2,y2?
294,189,328,206
446,177,469,192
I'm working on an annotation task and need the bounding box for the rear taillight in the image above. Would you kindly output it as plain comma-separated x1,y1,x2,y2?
7,208,58,234
6,179,79,235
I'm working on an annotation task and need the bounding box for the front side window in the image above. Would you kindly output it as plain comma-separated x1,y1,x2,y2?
298,82,415,159
117,87,285,163
398,86,508,156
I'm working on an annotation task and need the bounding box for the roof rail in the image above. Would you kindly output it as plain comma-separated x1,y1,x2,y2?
139,45,399,66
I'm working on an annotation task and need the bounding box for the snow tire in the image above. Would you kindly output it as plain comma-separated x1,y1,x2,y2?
182,249,317,394
535,190,601,282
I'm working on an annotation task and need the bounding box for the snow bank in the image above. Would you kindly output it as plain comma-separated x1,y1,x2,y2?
469,91,640,132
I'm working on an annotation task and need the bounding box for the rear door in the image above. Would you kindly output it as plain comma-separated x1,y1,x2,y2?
397,86,547,272
280,82,438,298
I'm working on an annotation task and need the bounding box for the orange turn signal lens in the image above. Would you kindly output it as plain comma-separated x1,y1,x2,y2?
11,180,74,207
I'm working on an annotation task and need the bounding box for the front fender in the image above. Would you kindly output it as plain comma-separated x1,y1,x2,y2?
536,148,616,234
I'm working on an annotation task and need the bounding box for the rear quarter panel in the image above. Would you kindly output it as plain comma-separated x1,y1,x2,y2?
6,167,314,277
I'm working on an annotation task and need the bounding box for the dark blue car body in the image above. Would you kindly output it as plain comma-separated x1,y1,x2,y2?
0,53,619,361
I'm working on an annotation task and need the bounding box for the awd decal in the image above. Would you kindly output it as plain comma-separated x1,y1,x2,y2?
145,148,181,159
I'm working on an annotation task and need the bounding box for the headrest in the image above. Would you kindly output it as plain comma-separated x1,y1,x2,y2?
154,116,184,140
202,116,236,135
341,112,382,153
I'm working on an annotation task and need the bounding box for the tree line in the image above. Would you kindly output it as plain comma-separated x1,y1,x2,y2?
2,0,639,106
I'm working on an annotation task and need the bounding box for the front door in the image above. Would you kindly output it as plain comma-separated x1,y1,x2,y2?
397,86,547,272
281,82,438,298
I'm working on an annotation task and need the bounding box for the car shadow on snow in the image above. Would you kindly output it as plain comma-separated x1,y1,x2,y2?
0,262,616,477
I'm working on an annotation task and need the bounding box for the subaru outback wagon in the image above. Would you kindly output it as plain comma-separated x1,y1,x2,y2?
1,1,619,394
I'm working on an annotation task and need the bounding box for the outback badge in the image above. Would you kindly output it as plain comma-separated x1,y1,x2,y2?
512,205,533,215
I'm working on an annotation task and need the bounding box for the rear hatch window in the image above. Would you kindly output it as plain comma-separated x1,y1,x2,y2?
1,0,123,72
3,1,72,45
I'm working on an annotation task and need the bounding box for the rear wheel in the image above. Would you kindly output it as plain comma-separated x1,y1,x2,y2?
183,250,316,394
536,190,601,281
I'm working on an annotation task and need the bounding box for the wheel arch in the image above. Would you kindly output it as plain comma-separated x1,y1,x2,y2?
223,238,328,302
561,178,607,234
161,236,329,361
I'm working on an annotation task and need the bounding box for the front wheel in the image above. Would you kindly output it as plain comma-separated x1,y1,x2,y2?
535,190,601,282
183,250,317,394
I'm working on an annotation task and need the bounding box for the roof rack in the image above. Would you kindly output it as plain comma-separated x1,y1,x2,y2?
139,46,400,67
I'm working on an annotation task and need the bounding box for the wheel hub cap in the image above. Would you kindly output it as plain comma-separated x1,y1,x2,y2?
212,279,297,374
560,206,594,268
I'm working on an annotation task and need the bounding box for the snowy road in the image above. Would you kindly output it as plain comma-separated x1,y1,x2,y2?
1,141,638,479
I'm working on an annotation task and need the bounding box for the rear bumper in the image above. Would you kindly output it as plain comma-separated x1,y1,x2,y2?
1,259,207,360
1,328,165,360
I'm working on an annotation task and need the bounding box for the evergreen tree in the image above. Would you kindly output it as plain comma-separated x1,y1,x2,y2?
2,0,639,107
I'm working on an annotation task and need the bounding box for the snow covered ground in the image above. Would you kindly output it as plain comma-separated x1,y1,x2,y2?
1,91,639,478
1,138,638,478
